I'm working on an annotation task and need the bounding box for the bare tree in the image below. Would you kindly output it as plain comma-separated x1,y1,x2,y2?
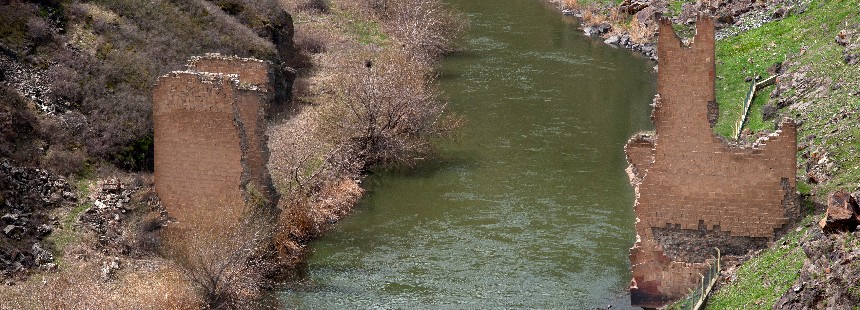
162,207,277,310
318,50,453,171
380,0,466,62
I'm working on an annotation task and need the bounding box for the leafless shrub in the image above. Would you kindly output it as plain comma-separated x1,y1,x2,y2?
0,86,42,166
26,17,56,45
42,148,86,177
317,50,451,171
294,25,329,54
274,172,363,266
162,207,277,310
378,0,466,62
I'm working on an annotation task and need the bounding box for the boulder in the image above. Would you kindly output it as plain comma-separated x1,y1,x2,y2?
584,23,611,37
604,36,620,46
771,8,786,20
595,23,612,34
3,224,20,236
819,190,860,233
619,0,651,15
634,6,656,25
835,29,850,46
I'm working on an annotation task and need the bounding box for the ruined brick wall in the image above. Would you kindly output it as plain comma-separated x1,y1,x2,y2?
626,16,798,308
188,54,277,200
153,54,277,228
189,54,271,90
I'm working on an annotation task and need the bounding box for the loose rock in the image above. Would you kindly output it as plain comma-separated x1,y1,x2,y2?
819,190,860,233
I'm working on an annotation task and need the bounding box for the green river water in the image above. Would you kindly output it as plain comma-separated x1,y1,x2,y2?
282,0,656,308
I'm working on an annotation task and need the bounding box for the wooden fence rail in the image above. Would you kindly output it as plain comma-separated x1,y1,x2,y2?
734,75,778,140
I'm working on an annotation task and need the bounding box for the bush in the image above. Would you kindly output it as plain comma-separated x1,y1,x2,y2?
43,148,87,177
294,25,329,54
162,207,277,309
318,50,450,171
215,0,245,15
379,0,466,63
0,85,44,166
26,16,56,45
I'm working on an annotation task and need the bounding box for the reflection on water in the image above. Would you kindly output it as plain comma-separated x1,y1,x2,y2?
281,0,656,308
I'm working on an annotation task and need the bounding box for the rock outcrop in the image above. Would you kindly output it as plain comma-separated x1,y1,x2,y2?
819,190,860,233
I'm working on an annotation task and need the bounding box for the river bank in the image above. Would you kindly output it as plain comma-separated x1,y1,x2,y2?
0,0,462,308
542,0,804,61
266,0,464,271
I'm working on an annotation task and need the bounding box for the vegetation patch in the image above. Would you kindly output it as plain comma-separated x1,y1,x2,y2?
706,215,813,309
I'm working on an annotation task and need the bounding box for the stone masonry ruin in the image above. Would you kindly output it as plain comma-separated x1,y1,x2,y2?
153,54,279,228
625,16,798,308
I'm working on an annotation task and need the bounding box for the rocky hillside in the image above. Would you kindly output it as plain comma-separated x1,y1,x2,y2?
1,0,299,307
0,0,296,174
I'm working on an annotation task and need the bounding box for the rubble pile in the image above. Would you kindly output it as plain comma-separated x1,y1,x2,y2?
79,178,164,258
0,161,76,281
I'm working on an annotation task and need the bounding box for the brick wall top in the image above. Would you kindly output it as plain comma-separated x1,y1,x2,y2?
188,53,271,91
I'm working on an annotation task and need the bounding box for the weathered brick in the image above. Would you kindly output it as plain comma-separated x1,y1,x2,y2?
625,16,798,308
153,54,280,230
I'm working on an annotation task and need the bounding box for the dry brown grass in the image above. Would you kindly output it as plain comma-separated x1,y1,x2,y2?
0,258,200,310
627,20,655,43
161,206,278,310
581,8,607,25
274,176,363,264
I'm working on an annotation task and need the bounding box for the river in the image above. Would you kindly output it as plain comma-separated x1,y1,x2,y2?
281,0,656,308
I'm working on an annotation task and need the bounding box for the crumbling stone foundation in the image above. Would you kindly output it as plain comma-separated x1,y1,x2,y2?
626,16,798,308
153,54,278,228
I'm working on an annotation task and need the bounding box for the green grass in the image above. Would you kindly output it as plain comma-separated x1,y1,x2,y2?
668,0,696,16
713,1,860,138
713,12,804,137
45,178,94,263
350,18,387,45
705,1,860,307
706,215,814,309
333,7,388,46
710,0,860,197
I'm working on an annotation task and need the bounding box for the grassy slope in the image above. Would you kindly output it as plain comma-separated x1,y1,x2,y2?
713,12,804,138
707,215,813,309
708,1,860,308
